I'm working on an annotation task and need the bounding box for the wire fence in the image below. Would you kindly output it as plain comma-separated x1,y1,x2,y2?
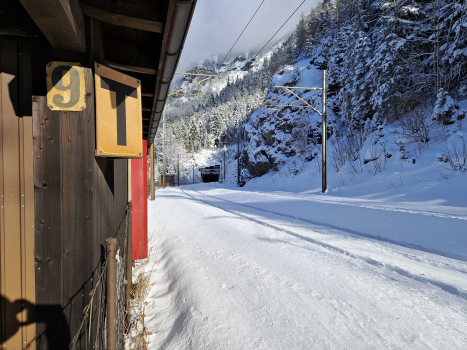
69,203,132,350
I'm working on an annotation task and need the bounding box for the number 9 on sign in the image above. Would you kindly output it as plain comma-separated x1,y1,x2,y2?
46,62,86,111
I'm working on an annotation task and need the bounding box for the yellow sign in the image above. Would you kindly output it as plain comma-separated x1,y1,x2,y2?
46,62,86,111
94,63,142,158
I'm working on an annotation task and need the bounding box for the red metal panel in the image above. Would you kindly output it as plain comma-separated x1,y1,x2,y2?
131,140,148,260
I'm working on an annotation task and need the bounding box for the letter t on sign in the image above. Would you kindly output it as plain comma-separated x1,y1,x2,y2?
100,77,138,146
95,63,142,158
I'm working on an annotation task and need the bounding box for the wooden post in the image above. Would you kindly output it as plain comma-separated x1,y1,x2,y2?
106,238,117,350
125,203,133,321
150,144,155,200
177,154,180,186
322,70,327,193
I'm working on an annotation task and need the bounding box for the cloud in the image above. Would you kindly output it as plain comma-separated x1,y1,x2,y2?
177,0,320,72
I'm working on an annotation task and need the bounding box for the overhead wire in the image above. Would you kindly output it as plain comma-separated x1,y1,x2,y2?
219,0,266,66
252,0,308,61
179,0,309,106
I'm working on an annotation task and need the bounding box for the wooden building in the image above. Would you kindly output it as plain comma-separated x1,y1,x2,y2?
0,0,197,348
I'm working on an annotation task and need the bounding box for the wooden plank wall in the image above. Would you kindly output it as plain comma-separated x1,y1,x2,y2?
32,96,65,349
33,68,128,349
0,36,36,350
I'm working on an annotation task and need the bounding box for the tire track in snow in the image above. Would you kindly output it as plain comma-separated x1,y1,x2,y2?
194,186,467,262
260,193,467,220
208,185,467,221
180,187,467,302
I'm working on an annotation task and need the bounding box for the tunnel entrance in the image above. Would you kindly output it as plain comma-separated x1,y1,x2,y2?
201,173,219,183
199,165,221,183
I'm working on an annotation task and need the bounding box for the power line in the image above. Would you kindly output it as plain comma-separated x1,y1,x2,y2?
252,0,307,61
220,0,266,66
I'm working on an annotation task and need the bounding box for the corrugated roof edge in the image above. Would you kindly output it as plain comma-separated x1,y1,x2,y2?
147,0,197,147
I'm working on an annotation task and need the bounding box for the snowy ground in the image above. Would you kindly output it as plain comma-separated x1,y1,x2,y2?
137,84,467,349
131,182,467,349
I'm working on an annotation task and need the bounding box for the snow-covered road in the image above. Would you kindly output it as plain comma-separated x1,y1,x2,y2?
140,184,467,349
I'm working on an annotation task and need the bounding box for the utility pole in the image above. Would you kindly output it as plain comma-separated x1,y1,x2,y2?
177,154,180,186
237,128,240,185
264,75,327,192
218,153,222,184
162,114,166,189
192,135,195,184
322,70,327,193
150,143,155,200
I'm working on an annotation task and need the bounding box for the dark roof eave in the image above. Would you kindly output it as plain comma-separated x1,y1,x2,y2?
147,0,197,146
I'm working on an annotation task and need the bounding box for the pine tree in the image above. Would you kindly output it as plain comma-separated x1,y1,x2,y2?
432,88,466,124
295,14,308,59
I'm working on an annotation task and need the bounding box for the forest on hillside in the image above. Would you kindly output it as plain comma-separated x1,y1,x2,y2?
155,0,467,182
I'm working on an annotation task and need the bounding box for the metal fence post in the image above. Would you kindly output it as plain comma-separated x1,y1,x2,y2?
106,237,117,350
